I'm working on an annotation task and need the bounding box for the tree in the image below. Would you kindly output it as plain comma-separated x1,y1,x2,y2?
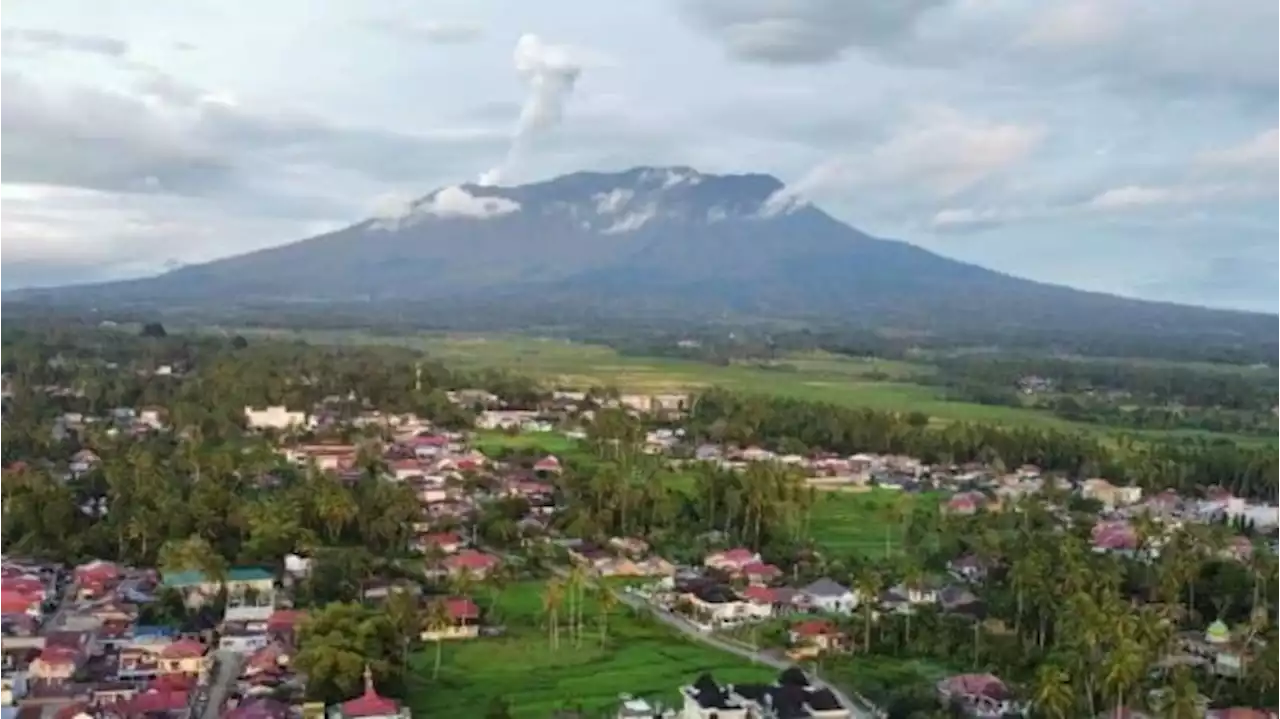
294,603,400,704
596,585,618,647
157,535,228,584
140,322,168,338
385,588,422,666
423,599,451,680
1030,664,1075,719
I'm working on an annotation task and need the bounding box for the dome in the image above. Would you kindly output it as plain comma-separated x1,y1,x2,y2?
1205,619,1230,644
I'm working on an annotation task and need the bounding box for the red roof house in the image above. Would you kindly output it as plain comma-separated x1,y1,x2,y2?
442,550,499,577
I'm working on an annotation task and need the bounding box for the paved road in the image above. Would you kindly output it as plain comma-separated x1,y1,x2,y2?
192,650,244,719
612,590,883,719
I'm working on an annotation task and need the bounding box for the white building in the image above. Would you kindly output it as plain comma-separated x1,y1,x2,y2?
244,406,310,431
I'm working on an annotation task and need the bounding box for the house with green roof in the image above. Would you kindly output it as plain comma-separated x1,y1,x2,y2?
163,567,276,620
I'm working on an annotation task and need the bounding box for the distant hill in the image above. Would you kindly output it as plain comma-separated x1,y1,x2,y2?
8,166,1277,344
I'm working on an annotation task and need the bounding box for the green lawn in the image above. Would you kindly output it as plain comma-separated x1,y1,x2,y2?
806,489,941,558
405,581,777,718
471,430,581,457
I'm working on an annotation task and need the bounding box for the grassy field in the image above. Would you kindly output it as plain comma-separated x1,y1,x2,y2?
230,329,1089,428
806,488,941,558
224,328,1264,442
471,430,580,457
405,581,776,718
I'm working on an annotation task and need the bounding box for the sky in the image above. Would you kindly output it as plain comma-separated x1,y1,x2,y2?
2,0,1277,312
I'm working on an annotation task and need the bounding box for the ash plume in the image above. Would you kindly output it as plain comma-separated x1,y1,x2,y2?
479,34,582,186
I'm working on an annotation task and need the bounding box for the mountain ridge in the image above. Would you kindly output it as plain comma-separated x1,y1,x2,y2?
7,166,1276,341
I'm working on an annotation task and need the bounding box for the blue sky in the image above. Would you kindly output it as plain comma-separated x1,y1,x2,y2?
2,0,1276,311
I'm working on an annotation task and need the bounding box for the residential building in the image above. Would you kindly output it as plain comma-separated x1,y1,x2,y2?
799,579,858,614
162,567,275,610
679,668,849,718
244,406,310,431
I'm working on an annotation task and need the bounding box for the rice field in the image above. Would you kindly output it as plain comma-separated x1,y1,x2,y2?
404,581,776,718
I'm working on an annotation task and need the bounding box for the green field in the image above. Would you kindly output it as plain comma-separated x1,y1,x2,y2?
405,581,776,718
228,329,1082,427
471,430,580,457
223,328,1262,442
806,488,940,558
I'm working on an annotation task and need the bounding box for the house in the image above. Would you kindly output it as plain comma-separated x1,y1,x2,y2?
741,562,783,586
418,532,464,555
162,567,275,611
28,646,81,681
787,620,846,659
218,624,271,655
946,556,989,583
532,456,562,475
1092,521,1139,555
441,550,499,579
679,669,849,719
327,668,409,719
0,592,40,620
881,579,943,612
704,548,761,574
608,537,650,557
942,491,988,516
158,638,207,676
936,674,1022,718
420,598,481,641
244,406,310,431
1081,479,1143,510
224,697,291,719
681,584,770,627
109,688,191,718
799,579,857,614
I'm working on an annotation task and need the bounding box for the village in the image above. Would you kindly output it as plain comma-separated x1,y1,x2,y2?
4,385,1278,719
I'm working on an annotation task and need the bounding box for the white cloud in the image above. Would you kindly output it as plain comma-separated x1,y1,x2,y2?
389,20,484,44
593,188,633,214
1084,184,1236,211
1016,1,1121,48
680,0,948,64
601,204,658,234
1197,128,1279,170
1,27,128,57
764,106,1045,213
420,185,521,218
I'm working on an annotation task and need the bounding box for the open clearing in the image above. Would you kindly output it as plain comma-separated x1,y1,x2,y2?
405,581,776,718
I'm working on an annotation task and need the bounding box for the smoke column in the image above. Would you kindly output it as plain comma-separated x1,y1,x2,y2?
478,34,582,186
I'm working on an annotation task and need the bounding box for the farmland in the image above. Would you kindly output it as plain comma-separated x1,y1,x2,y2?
806,489,941,559
228,329,1082,428
404,581,776,718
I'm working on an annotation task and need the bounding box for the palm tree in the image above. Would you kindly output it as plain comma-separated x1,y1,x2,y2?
385,588,422,665
1030,664,1076,719
1151,665,1202,719
1101,638,1147,718
597,585,618,647
853,568,881,655
542,579,564,650
423,599,451,680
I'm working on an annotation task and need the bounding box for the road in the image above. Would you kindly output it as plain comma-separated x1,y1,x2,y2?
612,590,883,719
191,650,245,719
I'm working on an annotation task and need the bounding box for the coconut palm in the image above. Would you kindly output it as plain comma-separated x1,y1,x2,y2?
423,599,451,680
1030,663,1076,719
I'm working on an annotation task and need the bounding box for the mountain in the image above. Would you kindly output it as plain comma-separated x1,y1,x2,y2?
10,166,1276,341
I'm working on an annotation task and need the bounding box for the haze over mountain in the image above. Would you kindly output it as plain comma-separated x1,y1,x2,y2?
11,167,1275,342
